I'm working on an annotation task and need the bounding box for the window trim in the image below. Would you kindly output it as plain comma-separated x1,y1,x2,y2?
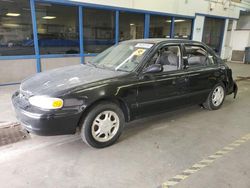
182,43,217,69
141,43,183,74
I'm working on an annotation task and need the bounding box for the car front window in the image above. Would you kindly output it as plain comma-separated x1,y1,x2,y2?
89,42,154,72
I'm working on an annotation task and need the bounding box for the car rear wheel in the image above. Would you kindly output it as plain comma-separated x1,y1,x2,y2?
203,83,226,110
80,102,125,148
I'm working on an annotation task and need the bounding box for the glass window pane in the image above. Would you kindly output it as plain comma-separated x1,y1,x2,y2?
157,46,180,72
174,18,192,39
83,8,115,54
236,11,250,30
119,12,144,41
202,17,225,54
35,3,79,55
90,41,153,72
149,15,171,38
0,0,34,56
185,45,209,67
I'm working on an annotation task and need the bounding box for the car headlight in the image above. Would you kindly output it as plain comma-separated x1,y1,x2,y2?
29,96,63,110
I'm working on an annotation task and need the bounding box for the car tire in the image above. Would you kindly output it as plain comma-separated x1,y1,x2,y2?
203,83,226,110
80,101,125,148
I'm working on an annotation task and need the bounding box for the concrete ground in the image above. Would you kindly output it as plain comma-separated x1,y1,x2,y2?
0,62,250,188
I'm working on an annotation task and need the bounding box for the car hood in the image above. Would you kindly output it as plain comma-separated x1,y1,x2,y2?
20,64,126,96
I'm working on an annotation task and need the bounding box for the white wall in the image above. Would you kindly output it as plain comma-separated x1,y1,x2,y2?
71,0,242,18
224,29,233,60
41,57,81,71
223,15,250,61
221,19,229,59
231,31,250,51
192,15,205,41
0,59,36,84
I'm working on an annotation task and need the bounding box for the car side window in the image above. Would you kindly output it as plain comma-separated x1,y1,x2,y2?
184,45,210,68
148,45,181,72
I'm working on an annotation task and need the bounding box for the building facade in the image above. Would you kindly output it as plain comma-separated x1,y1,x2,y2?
0,0,249,85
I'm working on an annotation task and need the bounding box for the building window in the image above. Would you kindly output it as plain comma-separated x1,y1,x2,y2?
119,12,144,41
202,17,225,54
83,8,115,54
0,0,34,56
236,11,250,30
174,18,192,39
149,15,171,38
35,3,79,55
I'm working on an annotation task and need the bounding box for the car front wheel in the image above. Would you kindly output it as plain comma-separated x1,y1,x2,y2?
80,102,125,148
203,83,226,110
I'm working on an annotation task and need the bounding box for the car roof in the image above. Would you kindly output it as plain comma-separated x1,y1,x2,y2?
122,38,202,45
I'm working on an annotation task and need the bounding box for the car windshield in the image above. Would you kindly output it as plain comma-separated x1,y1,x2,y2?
88,41,154,72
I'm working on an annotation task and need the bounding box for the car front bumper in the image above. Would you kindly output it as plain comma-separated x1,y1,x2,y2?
12,91,83,136
227,81,238,98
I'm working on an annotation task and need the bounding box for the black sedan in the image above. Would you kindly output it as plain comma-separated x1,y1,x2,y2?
12,39,237,148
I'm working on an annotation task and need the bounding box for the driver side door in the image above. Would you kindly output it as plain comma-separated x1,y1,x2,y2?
135,44,188,118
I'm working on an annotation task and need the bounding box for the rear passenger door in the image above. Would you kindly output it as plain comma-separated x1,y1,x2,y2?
182,44,220,104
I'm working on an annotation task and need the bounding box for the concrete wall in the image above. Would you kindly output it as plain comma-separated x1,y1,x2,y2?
41,57,81,71
220,19,229,59
192,15,205,41
0,59,36,84
0,57,82,84
224,28,233,60
71,0,242,18
231,31,250,51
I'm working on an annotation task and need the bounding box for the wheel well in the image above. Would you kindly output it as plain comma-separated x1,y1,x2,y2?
77,97,130,128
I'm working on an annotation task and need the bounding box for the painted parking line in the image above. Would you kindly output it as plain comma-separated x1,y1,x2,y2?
161,133,250,188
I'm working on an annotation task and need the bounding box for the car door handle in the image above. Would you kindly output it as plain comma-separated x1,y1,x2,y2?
178,76,189,83
172,76,189,85
183,77,189,82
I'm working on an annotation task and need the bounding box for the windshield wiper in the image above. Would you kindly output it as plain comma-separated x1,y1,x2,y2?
116,68,130,72
86,61,97,68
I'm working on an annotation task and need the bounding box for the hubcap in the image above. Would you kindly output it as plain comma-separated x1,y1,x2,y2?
91,111,120,142
212,86,224,107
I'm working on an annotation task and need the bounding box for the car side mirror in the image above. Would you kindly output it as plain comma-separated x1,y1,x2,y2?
143,64,163,74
